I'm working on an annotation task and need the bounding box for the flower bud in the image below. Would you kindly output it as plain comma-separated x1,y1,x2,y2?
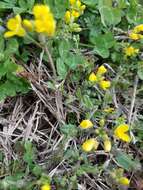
82,138,99,152
97,65,107,75
89,72,97,82
104,140,111,152
64,11,71,24
80,120,93,129
41,184,51,190
118,177,130,186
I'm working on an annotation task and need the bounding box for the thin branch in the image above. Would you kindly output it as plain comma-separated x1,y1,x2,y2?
128,76,138,124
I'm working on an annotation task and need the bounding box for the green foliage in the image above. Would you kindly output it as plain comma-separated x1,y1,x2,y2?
115,151,141,171
0,35,29,100
0,0,143,189
90,32,115,58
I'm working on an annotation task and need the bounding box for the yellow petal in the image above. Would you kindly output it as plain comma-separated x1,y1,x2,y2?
76,0,81,8
33,4,50,19
15,14,22,24
71,10,80,18
69,0,76,5
41,184,51,190
34,20,45,33
114,124,129,133
104,140,111,152
80,5,86,11
120,133,131,142
82,138,99,152
133,24,143,33
114,124,131,142
118,177,130,186
16,27,26,37
44,19,56,36
129,32,140,40
124,46,139,57
7,18,18,30
80,120,93,129
64,11,71,24
99,80,111,90
23,19,33,31
4,31,16,38
97,65,107,75
89,72,97,82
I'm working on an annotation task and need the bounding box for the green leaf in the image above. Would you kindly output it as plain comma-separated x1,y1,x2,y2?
24,141,35,167
58,40,70,58
65,53,84,69
60,124,78,137
32,165,42,177
76,164,98,176
0,35,4,53
56,58,68,79
138,63,143,80
115,151,141,171
82,0,98,7
0,1,16,9
91,32,115,58
98,0,122,26
5,38,19,55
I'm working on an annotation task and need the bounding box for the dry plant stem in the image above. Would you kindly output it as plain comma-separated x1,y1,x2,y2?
44,45,57,77
128,75,138,124
39,35,56,77
39,35,65,123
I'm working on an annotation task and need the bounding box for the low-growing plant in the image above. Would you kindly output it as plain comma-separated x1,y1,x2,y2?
0,0,143,189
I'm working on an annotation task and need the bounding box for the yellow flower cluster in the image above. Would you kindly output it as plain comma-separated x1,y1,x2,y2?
129,24,143,40
114,124,131,142
41,184,51,190
124,46,139,57
79,119,112,152
33,4,56,36
89,65,111,90
64,0,86,32
4,4,56,38
4,15,26,38
80,119,131,153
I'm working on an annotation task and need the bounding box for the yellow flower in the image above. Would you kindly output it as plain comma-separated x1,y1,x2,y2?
114,124,131,142
97,65,107,75
89,72,97,82
99,80,111,90
129,32,140,40
64,11,71,24
80,120,93,129
76,0,81,8
33,4,50,19
82,138,99,152
71,10,80,18
4,15,26,38
118,177,130,186
33,4,56,37
69,0,76,5
41,184,51,190
23,19,33,31
80,5,86,11
124,46,139,57
103,139,111,152
133,24,143,33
